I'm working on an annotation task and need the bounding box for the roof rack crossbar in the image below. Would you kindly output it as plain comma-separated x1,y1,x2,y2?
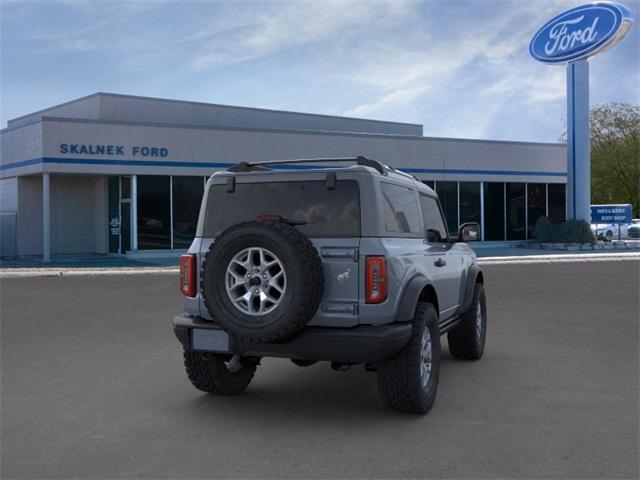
227,156,386,174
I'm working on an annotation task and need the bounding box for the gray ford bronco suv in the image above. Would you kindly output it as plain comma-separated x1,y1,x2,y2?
173,156,486,414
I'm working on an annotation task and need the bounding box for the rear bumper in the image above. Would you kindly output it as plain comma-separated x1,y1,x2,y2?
173,314,411,363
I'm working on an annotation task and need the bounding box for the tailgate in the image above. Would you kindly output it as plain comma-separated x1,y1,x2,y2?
308,238,360,327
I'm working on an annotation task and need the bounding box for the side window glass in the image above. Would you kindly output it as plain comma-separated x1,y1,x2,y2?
420,195,448,243
380,182,421,234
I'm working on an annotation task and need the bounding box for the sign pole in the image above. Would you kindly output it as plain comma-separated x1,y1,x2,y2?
566,59,591,223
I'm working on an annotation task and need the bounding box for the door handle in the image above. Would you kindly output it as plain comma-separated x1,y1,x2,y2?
434,258,447,267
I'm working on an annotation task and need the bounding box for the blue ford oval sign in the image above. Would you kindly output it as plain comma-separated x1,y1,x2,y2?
530,2,633,64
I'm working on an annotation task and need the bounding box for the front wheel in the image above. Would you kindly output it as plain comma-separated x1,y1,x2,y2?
376,303,441,414
448,282,487,360
183,350,257,395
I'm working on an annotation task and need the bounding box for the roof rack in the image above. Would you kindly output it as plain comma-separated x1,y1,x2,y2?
227,156,387,175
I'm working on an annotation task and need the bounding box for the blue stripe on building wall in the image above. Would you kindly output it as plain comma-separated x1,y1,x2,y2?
399,167,566,177
0,158,43,170
0,156,568,177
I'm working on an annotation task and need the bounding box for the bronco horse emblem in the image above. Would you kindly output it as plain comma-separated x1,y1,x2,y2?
336,268,351,285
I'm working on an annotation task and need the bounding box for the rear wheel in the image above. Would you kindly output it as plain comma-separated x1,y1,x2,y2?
376,303,440,414
183,350,257,395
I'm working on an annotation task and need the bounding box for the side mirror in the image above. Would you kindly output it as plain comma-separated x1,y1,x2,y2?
458,222,480,242
426,228,443,243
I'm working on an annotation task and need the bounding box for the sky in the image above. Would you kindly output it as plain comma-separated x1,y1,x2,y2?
1,0,638,142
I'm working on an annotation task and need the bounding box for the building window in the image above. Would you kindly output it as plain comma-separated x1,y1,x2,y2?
548,183,566,223
137,175,171,250
459,182,481,230
483,182,505,241
172,176,204,249
380,182,421,234
437,181,458,234
527,183,546,236
423,180,435,189
506,183,526,240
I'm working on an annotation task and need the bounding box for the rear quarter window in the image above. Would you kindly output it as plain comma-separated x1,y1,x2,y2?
380,182,422,235
203,180,361,237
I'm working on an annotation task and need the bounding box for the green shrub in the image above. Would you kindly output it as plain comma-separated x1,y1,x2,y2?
532,216,553,242
531,217,594,244
557,219,595,244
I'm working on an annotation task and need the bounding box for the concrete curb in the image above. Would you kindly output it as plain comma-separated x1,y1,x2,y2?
478,252,640,265
0,266,179,278
1,252,639,278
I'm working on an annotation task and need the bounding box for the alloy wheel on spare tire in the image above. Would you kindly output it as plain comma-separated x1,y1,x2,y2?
202,220,324,342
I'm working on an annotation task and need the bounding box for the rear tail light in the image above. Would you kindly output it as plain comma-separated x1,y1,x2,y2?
365,256,387,304
179,254,196,297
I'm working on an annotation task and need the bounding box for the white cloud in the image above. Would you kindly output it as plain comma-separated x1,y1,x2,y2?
191,1,411,71
2,0,634,141
344,85,430,117
340,0,582,138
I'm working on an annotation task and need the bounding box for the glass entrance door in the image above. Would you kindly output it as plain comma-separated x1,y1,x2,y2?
108,176,133,254
120,201,131,253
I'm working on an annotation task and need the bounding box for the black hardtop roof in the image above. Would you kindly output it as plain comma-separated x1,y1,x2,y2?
226,156,420,180
217,156,435,195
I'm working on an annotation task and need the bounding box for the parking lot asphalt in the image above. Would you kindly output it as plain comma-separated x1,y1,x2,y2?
1,261,638,479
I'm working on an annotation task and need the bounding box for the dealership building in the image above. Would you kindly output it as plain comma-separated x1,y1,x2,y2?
0,92,567,260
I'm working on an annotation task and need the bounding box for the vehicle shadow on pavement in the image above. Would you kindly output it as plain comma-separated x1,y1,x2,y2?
179,352,467,423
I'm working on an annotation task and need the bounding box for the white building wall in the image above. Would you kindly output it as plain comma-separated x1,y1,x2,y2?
0,177,17,210
50,175,108,255
37,118,566,184
1,121,43,166
96,93,422,135
17,176,43,256
7,93,422,135
7,95,101,129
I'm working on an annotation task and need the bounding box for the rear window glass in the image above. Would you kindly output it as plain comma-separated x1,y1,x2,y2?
204,180,360,237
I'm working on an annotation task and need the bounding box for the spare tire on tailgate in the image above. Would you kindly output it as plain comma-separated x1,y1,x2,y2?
201,220,324,342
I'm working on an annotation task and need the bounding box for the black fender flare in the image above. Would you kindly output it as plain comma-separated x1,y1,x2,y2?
396,275,432,323
459,264,483,315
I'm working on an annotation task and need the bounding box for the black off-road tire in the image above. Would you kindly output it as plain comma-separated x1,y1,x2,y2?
448,282,487,360
183,350,256,395
201,221,324,342
376,303,441,414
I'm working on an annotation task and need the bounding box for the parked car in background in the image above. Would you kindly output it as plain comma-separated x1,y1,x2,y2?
591,221,635,240
627,219,640,239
